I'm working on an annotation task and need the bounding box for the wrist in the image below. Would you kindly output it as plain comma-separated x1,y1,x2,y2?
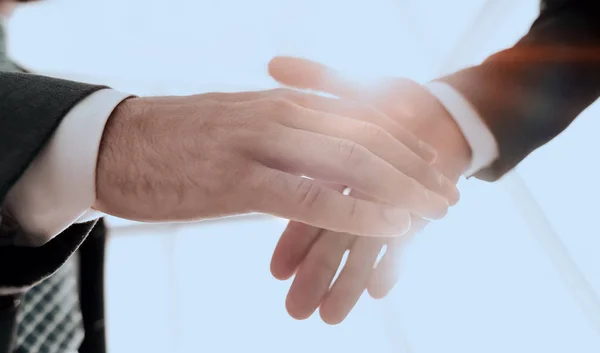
394,83,472,181
93,97,143,214
417,100,472,181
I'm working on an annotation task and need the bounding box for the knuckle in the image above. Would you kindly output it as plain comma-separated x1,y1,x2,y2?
263,96,298,115
360,121,386,140
296,178,324,209
288,90,311,106
242,166,270,193
270,88,291,96
237,167,270,211
265,87,293,98
235,115,277,147
347,197,359,220
337,139,366,166
270,88,308,105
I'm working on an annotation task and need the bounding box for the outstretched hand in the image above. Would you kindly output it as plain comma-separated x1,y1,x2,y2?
268,56,471,324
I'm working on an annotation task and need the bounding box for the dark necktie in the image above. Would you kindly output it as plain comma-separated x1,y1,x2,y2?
0,21,85,353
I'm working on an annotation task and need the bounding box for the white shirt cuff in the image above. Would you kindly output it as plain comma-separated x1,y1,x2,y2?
425,81,499,177
2,89,131,246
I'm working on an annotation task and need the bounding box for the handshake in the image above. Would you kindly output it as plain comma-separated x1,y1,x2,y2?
95,56,472,324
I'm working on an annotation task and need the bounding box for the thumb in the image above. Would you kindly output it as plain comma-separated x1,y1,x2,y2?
268,56,363,99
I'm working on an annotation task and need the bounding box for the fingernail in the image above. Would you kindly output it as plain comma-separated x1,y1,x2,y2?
419,141,437,163
383,208,411,234
439,174,460,205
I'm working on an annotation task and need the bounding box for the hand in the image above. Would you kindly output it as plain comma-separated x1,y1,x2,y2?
93,88,458,237
268,57,472,324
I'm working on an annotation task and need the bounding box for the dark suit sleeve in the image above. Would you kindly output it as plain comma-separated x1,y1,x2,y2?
0,72,107,291
438,0,600,181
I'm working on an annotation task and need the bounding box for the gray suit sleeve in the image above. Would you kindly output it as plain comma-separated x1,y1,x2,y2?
438,0,600,181
0,71,107,291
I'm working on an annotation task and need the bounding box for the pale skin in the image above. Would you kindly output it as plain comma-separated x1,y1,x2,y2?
5,0,463,319
94,89,459,236
267,56,473,324
0,0,39,16
0,2,16,16
2,0,459,236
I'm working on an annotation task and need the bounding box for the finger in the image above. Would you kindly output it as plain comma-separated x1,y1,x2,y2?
268,56,365,99
270,183,347,280
257,123,449,219
268,58,445,191
365,238,404,299
272,121,449,219
285,232,354,320
367,217,428,299
277,101,459,205
251,169,412,237
320,236,385,325
283,91,437,163
270,221,322,280
268,56,422,126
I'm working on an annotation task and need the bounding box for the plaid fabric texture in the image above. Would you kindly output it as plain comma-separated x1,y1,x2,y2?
14,257,84,353
1,21,85,353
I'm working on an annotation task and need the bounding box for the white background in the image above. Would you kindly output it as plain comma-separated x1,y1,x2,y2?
6,0,600,352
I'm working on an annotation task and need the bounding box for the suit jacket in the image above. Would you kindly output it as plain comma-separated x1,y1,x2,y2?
440,0,600,181
0,1,596,352
0,70,110,353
